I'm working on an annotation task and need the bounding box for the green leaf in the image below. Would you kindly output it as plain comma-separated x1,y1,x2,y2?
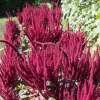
96,14,100,19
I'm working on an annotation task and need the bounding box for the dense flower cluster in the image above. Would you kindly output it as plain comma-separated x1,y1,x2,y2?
0,4,100,100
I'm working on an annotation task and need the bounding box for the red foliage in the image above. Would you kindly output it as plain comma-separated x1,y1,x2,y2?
17,4,62,43
0,19,20,100
0,4,100,100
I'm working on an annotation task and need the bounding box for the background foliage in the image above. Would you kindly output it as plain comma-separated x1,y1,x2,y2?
0,0,43,17
61,0,100,52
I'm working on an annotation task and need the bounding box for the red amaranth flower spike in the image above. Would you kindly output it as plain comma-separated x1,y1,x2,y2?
1,3,100,100
0,47,18,100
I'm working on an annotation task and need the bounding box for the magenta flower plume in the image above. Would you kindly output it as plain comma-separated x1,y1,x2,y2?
0,49,18,100
93,49,100,83
4,18,20,42
18,4,62,43
0,18,21,100
51,0,61,6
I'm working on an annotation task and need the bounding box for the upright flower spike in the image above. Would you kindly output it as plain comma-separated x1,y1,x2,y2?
0,18,21,100
4,18,20,42
60,30,86,81
51,0,61,6
0,77,18,100
93,49,100,83
4,18,21,57
0,54,18,100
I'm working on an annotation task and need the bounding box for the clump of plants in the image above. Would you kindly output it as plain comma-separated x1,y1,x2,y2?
0,3,100,100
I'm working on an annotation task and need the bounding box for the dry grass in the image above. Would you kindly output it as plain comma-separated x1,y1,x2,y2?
0,18,6,39
0,18,6,54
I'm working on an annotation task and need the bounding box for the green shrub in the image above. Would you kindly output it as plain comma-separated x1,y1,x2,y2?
61,0,100,51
